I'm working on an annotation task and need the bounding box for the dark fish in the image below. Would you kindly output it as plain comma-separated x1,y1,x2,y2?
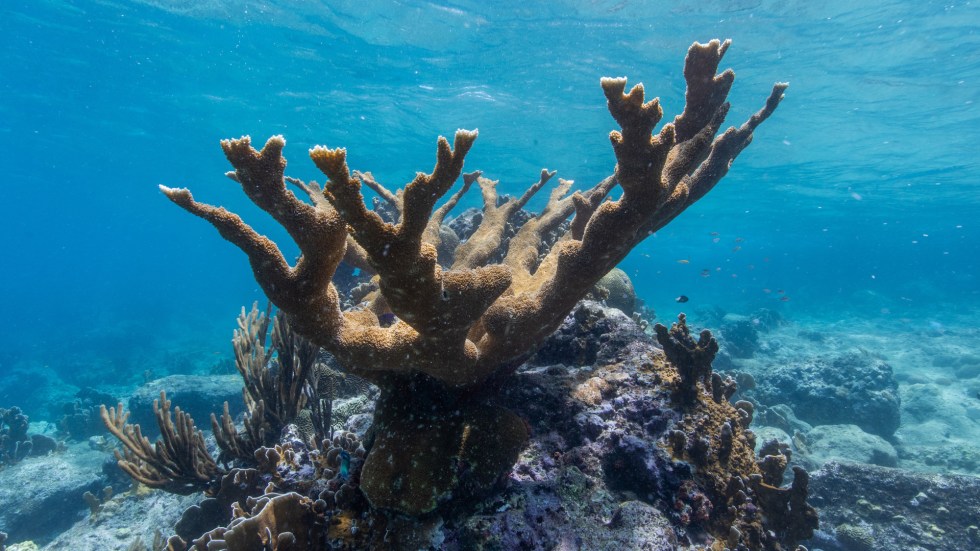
700,269,710,277
780,296,791,302
379,312,397,327
675,295,689,303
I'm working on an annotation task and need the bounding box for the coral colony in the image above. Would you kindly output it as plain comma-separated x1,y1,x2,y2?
98,40,816,549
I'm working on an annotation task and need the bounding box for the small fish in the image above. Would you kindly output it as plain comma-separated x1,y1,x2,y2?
677,259,690,264
762,288,772,294
379,312,397,327
710,231,720,236
712,237,721,243
732,246,742,252
777,289,785,294
735,237,745,243
780,296,791,302
700,269,710,277
675,295,689,303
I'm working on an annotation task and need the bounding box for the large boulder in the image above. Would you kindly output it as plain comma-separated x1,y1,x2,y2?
802,424,898,468
127,375,243,436
0,441,105,544
746,352,900,438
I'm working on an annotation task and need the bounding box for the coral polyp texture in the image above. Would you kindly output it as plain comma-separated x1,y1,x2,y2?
148,39,798,548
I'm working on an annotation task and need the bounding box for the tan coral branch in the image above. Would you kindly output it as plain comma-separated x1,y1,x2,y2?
100,392,221,495
453,168,555,270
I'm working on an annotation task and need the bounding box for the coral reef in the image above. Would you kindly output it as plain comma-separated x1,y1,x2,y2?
211,304,322,464
587,267,637,316
720,317,761,359
126,303,815,550
57,387,117,441
160,39,786,519
655,314,818,548
532,300,648,367
94,39,810,549
1,406,34,465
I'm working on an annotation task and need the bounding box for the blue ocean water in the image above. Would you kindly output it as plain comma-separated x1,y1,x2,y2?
1,1,979,546
2,0,978,376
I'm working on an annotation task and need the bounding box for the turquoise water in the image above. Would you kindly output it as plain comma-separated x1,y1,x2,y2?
2,1,978,375
1,1,979,545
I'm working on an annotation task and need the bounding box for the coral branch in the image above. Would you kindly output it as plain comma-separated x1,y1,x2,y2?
100,392,222,495
453,169,556,270
165,40,784,391
654,313,720,404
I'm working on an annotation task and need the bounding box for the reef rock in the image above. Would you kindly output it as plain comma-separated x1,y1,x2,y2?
40,490,201,551
531,300,651,367
719,315,762,359
801,424,898,468
806,461,980,551
127,375,242,436
745,351,900,438
0,440,105,545
894,382,980,473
